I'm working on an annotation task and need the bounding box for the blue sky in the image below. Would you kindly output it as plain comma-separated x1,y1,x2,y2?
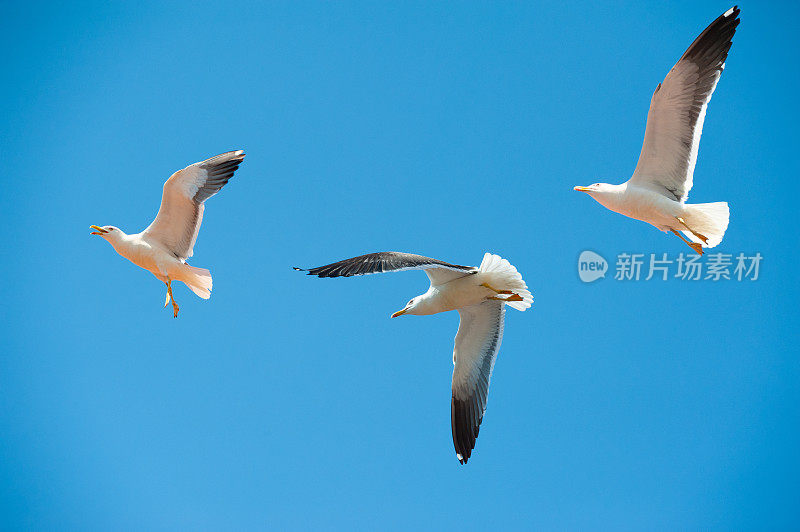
1,1,798,529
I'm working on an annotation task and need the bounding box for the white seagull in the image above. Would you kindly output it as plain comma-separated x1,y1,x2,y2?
91,150,245,317
296,251,533,464
574,7,740,255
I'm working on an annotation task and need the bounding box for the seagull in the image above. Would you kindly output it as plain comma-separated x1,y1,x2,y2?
295,251,533,464
574,7,740,255
90,150,245,317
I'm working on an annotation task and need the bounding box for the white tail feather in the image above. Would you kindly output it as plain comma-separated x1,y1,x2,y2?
479,253,533,311
682,202,729,248
182,265,212,299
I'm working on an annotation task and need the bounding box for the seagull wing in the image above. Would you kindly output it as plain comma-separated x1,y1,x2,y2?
629,7,740,202
296,252,476,286
143,150,245,260
451,300,505,464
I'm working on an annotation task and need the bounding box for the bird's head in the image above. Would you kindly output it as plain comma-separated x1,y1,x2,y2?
573,182,614,195
90,225,123,241
391,296,422,318
573,183,626,208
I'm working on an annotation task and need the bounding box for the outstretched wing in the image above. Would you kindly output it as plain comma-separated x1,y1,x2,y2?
295,252,476,286
451,300,505,464
629,7,740,202
143,150,245,260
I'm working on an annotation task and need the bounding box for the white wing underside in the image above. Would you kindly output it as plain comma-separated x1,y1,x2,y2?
629,7,739,203
451,300,505,463
629,61,719,203
142,151,244,260
144,167,206,260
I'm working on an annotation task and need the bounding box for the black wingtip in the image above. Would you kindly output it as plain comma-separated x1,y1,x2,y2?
720,5,740,24
678,5,741,66
292,267,307,272
452,395,479,466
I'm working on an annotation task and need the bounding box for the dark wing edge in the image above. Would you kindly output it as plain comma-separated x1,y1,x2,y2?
679,6,740,66
293,252,475,278
193,150,246,204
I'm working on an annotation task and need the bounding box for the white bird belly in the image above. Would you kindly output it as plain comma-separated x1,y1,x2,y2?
435,274,495,312
113,237,177,280
606,187,683,231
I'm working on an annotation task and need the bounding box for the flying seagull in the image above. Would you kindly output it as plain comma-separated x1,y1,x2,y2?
90,150,245,317
296,251,533,464
574,6,740,255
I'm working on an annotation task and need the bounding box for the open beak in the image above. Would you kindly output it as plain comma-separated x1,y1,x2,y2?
573,186,591,192
90,225,108,235
390,309,407,318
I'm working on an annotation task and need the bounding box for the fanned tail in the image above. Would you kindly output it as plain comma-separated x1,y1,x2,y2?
683,202,729,248
478,253,533,311
182,265,213,299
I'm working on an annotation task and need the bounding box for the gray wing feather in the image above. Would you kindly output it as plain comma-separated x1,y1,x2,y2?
295,252,476,285
193,151,245,203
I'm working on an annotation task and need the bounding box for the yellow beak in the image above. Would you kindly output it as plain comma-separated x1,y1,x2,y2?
90,225,108,235
573,186,591,192
390,309,407,318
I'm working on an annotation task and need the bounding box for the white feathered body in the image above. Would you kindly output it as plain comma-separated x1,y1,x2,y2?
106,232,161,274
586,183,729,248
411,253,533,315
590,184,681,227
104,232,213,299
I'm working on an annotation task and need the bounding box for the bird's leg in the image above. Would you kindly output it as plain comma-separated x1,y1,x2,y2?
489,294,523,302
676,216,709,245
671,229,704,256
481,282,513,295
166,279,179,318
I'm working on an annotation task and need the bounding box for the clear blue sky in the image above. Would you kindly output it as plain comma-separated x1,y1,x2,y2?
2,1,798,529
